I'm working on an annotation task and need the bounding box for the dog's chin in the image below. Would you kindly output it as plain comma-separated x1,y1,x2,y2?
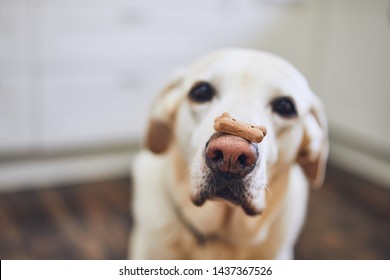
191,174,264,216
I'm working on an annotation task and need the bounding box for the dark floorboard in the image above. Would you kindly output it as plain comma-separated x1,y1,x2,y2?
295,166,390,259
0,165,389,259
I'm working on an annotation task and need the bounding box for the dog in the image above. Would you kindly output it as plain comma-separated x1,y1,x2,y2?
128,48,328,259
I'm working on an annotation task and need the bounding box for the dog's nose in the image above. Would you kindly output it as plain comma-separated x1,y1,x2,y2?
205,133,259,178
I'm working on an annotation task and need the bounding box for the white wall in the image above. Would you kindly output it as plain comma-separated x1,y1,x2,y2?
0,0,389,189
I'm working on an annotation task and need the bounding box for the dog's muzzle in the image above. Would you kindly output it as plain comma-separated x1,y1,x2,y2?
192,132,262,216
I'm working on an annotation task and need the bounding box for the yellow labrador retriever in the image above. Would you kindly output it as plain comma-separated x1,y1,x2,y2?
129,48,328,259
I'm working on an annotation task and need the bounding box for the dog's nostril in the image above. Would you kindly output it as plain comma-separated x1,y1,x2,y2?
213,150,224,162
238,154,247,166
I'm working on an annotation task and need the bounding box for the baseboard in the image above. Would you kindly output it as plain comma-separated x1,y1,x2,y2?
328,123,390,190
328,141,390,190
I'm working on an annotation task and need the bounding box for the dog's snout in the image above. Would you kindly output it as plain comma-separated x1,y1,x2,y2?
205,133,259,178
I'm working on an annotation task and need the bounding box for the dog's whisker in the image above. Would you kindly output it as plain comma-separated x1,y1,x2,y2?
264,184,273,198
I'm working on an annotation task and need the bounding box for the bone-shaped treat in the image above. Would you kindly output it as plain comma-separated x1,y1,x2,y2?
214,112,267,143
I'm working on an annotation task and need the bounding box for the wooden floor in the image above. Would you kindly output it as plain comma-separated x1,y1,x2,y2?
0,165,389,260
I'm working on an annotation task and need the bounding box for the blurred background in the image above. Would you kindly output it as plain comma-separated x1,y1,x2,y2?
0,0,389,259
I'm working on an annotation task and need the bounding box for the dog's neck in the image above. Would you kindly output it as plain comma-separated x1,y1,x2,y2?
168,194,219,246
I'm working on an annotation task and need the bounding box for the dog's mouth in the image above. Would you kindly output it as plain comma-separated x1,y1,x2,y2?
192,174,263,216
194,131,265,215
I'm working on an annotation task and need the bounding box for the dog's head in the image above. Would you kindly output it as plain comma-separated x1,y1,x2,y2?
144,48,328,216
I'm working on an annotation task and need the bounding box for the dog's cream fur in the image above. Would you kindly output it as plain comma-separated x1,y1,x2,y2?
129,48,328,259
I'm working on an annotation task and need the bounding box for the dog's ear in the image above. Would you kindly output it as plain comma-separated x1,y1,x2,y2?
145,71,184,154
297,95,329,188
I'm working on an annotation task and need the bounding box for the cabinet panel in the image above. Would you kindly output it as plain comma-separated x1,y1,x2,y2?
41,54,189,149
0,3,44,154
0,5,30,60
0,79,33,153
40,0,221,60
42,78,149,148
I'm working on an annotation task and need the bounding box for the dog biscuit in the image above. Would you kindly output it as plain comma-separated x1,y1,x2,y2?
214,112,267,143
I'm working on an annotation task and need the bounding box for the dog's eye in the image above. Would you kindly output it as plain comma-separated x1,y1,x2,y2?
188,82,215,103
271,96,297,118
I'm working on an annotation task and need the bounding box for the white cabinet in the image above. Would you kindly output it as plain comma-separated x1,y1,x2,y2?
0,79,32,152
1,0,320,155
0,1,37,153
